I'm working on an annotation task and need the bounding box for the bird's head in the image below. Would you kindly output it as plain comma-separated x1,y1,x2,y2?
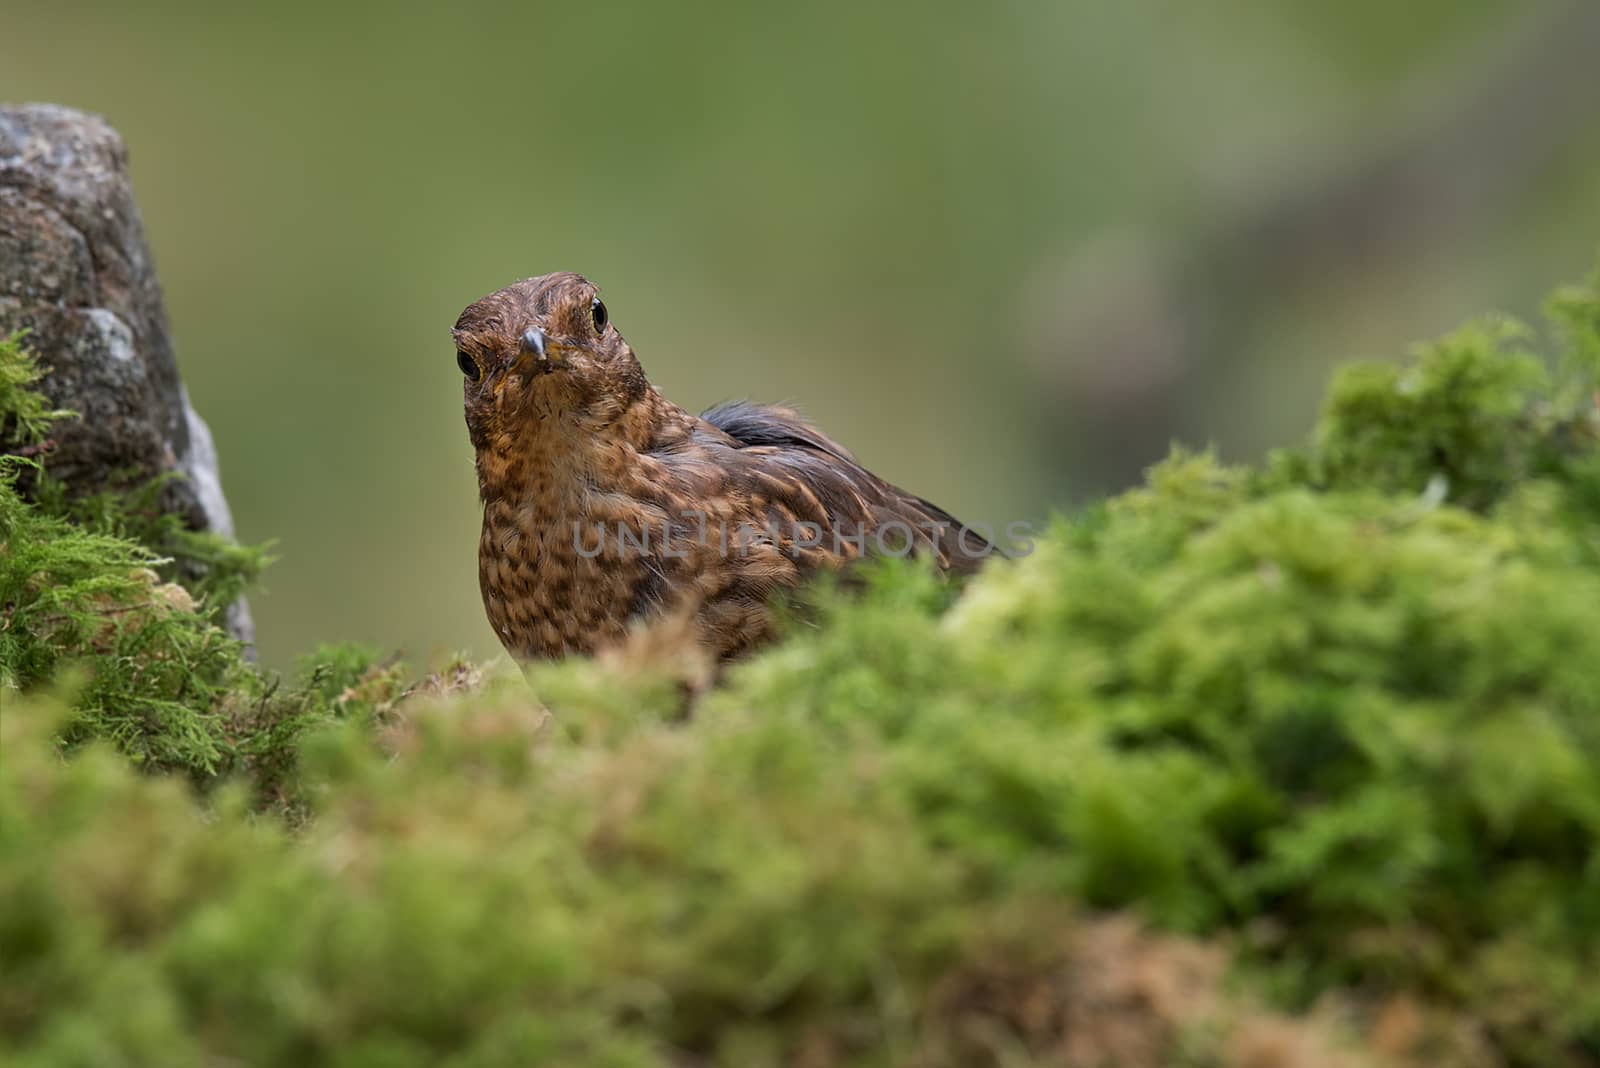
452,272,648,451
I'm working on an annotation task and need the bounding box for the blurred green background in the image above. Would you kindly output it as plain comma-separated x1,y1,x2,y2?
6,1,1600,669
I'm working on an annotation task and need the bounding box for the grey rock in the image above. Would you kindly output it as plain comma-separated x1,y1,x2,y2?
0,102,254,648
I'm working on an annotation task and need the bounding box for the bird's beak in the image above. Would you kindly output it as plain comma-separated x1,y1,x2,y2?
515,327,565,375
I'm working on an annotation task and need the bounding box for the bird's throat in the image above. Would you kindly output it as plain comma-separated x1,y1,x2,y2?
474,385,687,509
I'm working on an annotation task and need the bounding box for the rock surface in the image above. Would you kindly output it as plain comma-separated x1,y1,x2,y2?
0,102,254,646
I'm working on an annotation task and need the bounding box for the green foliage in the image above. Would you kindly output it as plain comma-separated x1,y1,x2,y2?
1546,265,1600,389
29,471,269,624
8,278,1600,1065
0,331,70,451
1,332,268,625
0,336,389,810
0,683,1378,1068
1294,318,1552,508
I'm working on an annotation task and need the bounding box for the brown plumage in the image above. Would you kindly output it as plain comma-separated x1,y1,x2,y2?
454,272,994,663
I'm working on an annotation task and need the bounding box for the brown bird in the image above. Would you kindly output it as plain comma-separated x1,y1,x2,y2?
454,272,993,664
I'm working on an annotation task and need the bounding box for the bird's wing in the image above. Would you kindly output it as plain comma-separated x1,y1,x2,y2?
689,400,996,575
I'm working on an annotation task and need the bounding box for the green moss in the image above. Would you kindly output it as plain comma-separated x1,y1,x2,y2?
29,471,269,624
0,336,391,810
2,329,266,626
7,271,1600,1065
0,331,71,452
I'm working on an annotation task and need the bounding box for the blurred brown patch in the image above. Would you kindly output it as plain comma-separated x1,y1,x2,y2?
596,604,717,710
919,914,1383,1068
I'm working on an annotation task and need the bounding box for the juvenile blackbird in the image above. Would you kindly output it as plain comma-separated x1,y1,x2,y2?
454,272,993,663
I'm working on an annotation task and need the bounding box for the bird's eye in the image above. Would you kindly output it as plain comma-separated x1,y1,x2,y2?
456,351,480,381
591,298,608,334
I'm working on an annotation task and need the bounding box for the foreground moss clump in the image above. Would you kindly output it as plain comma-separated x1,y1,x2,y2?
6,276,1600,1066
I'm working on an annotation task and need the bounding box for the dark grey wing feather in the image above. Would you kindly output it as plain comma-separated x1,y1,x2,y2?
698,400,996,574
700,400,858,462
